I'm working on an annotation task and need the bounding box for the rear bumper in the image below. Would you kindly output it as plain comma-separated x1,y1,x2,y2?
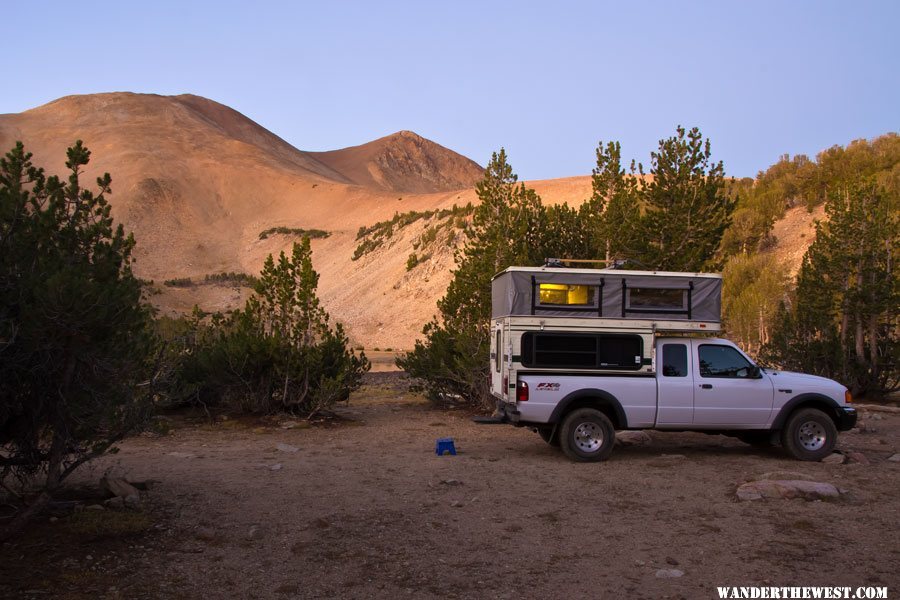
836,406,857,431
498,400,521,424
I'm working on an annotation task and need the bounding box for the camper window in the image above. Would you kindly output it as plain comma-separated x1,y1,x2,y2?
521,332,642,370
538,283,596,307
627,287,686,311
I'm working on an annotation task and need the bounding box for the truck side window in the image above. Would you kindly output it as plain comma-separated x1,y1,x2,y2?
495,330,502,372
662,344,687,377
698,344,753,378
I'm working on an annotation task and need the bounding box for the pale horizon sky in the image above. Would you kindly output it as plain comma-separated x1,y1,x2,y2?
4,0,898,180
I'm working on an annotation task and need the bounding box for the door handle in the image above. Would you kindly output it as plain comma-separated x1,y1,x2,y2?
699,384,713,389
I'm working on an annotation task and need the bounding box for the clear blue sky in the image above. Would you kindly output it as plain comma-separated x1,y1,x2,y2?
4,0,898,180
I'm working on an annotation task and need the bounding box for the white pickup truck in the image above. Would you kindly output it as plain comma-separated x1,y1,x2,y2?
484,265,857,462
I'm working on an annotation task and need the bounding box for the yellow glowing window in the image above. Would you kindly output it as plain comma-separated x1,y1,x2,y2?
538,283,595,306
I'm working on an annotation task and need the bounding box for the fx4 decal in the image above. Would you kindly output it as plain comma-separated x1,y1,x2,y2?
535,383,561,391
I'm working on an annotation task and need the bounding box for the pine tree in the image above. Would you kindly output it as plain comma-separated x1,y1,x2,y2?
178,239,369,415
762,180,899,395
580,140,642,264
0,142,155,540
632,126,734,270
399,150,592,406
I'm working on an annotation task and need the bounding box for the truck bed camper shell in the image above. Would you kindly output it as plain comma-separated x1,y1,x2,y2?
491,265,722,331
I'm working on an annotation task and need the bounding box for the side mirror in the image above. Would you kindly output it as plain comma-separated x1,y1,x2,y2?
748,366,761,379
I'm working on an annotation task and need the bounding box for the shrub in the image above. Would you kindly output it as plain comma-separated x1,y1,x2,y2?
352,204,474,261
258,227,329,241
164,277,194,287
172,239,369,415
203,272,259,287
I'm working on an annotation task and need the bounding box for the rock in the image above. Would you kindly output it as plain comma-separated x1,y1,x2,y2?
754,471,815,481
276,443,299,453
268,463,283,471
871,413,884,421
101,476,140,499
104,497,125,510
821,453,846,464
887,454,900,463
440,479,463,486
450,500,464,508
616,431,652,447
665,557,679,566
166,452,196,459
49,516,59,523
735,480,841,501
86,504,105,511
655,568,684,578
280,421,299,429
216,414,229,422
195,527,217,541
247,526,264,540
845,451,869,465
124,494,141,509
819,452,847,465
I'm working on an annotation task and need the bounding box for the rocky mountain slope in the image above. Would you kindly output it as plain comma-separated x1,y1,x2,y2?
0,93,814,349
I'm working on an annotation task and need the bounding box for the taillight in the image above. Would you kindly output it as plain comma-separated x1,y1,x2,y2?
845,390,853,404
517,380,529,402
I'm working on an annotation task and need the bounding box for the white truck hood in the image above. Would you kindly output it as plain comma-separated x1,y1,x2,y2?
763,369,846,403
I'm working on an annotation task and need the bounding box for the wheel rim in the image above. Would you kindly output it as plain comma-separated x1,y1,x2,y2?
797,420,827,451
573,422,603,453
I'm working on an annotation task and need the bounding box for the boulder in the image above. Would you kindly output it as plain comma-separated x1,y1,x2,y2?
124,494,141,509
655,569,684,578
736,479,841,501
845,451,869,465
101,476,140,499
821,453,846,464
616,431,652,447
887,454,900,463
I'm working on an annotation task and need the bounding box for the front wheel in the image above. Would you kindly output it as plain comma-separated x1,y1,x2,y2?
780,408,838,461
559,408,615,462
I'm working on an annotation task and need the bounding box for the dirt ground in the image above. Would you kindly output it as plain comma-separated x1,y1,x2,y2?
2,373,899,600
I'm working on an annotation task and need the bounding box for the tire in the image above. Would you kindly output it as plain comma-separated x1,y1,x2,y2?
559,408,615,462
537,427,559,447
736,432,775,448
780,408,838,461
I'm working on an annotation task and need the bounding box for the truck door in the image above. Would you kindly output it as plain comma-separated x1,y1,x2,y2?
655,340,694,425
690,339,774,426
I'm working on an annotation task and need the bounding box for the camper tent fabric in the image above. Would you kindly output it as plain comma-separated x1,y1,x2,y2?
491,268,721,322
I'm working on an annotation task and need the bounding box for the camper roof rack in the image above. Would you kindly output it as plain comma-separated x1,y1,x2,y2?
544,258,618,268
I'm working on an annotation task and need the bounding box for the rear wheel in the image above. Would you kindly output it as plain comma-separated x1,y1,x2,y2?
780,408,837,461
559,408,615,462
